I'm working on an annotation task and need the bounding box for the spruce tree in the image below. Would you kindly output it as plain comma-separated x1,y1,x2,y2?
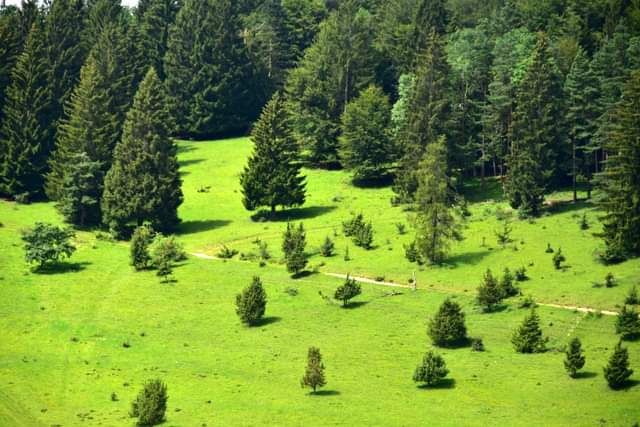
102,68,183,236
512,309,547,353
505,33,565,217
137,0,180,80
235,276,268,326
129,379,168,426
334,276,362,307
0,19,52,199
412,137,463,264
164,0,260,138
476,269,503,312
428,298,467,347
282,222,307,275
595,70,640,262
603,341,634,389
0,10,23,125
564,337,586,378
411,0,447,63
616,305,640,340
339,85,395,182
240,92,306,214
301,346,326,394
412,351,449,387
56,152,103,227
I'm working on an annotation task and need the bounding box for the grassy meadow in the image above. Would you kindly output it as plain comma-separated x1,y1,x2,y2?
0,137,639,426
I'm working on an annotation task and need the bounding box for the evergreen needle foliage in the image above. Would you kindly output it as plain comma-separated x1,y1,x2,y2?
564,337,586,378
615,305,640,340
235,276,268,326
603,341,634,389
334,276,362,307
130,224,155,271
428,298,467,347
301,346,326,393
130,379,168,426
413,351,449,387
476,269,503,312
282,222,307,275
512,309,547,353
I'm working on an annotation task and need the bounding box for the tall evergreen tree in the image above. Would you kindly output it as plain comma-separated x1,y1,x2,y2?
102,68,183,235
0,9,23,125
603,341,634,389
240,92,306,214
301,346,326,393
595,70,640,262
512,309,547,353
84,0,124,47
164,0,260,138
564,47,599,201
393,32,451,202
137,0,180,80
339,85,395,182
0,19,52,199
282,222,307,275
56,152,103,227
411,0,447,64
428,298,467,347
280,0,326,65
505,33,565,216
411,137,463,264
564,337,586,377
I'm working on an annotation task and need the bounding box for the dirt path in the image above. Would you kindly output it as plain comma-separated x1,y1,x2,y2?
189,252,619,316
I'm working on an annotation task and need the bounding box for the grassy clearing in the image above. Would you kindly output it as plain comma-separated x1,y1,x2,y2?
0,137,638,426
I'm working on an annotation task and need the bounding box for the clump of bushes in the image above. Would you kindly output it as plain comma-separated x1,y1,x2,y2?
404,241,420,263
130,379,168,426
217,245,238,259
131,225,154,270
515,266,528,281
499,268,519,298
343,213,374,249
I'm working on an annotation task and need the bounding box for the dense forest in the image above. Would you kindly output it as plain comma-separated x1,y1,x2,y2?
0,0,639,262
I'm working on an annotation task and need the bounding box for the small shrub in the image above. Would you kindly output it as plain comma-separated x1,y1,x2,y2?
545,243,554,253
605,272,616,288
343,213,374,249
476,269,503,312
343,213,365,237
412,351,449,387
235,276,267,325
579,214,589,230
344,245,350,261
21,223,76,269
14,192,30,204
404,241,419,263
515,266,528,281
615,305,640,340
625,285,639,305
512,309,547,353
255,240,270,260
499,268,518,298
283,223,307,275
130,379,168,426
564,337,586,378
131,225,154,270
320,236,335,257
395,222,407,235
495,218,513,247
284,287,298,296
301,347,326,393
151,235,186,262
603,341,634,389
217,245,238,259
552,248,566,270
518,295,537,309
334,276,362,307
471,338,485,352
111,392,118,402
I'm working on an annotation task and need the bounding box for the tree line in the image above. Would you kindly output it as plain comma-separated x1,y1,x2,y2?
1,0,639,260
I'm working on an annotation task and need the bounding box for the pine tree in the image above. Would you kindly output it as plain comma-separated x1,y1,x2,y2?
130,224,154,271
282,222,307,275
615,305,640,340
0,19,52,199
84,0,124,47
476,269,503,312
0,10,23,125
240,92,306,214
603,341,634,389
428,298,467,347
137,0,180,80
393,32,451,202
564,47,598,202
505,33,565,217
129,379,168,426
56,152,103,227
235,276,268,326
512,309,547,353
164,0,260,138
339,85,395,182
595,70,640,262
334,276,362,307
564,337,586,378
412,137,463,264
412,351,449,387
411,0,447,64
102,68,183,236
301,346,326,393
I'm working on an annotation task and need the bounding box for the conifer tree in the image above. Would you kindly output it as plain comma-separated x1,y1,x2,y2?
84,0,123,47
505,33,565,217
564,47,598,202
339,85,395,182
0,19,52,199
130,224,154,270
476,269,503,312
413,351,449,387
240,92,306,214
0,10,23,125
334,276,362,307
428,298,467,347
164,0,260,138
603,341,634,389
137,0,180,80
411,0,447,63
412,137,463,264
102,68,183,236
56,152,103,227
595,70,640,262
301,346,326,394
130,379,168,426
564,337,586,378
393,32,451,202
512,309,547,353
235,276,268,326
282,222,307,275
615,305,640,340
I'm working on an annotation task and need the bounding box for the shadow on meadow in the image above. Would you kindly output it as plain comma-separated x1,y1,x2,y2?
32,261,91,275
179,158,206,168
342,301,369,310
310,390,341,397
178,219,231,235
251,205,337,222
417,378,456,390
253,316,281,327
448,250,491,266
573,371,598,379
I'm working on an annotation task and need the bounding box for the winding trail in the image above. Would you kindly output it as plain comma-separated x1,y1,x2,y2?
190,252,619,316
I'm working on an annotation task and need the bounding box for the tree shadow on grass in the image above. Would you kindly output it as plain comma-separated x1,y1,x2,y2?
254,316,281,327
179,158,206,168
544,198,594,215
310,390,341,397
573,371,597,379
448,250,490,267
178,219,231,235
342,301,369,310
291,270,317,279
34,261,90,275
417,378,456,390
251,206,337,222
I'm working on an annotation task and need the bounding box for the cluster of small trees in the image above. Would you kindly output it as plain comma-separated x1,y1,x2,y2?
130,224,186,282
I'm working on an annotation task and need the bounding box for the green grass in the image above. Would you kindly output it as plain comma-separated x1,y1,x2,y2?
0,137,638,426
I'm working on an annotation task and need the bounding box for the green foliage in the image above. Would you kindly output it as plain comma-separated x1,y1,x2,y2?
240,92,306,213
552,248,566,270
471,337,485,352
130,379,168,426
0,11,23,124
495,218,513,247
282,222,307,275
130,225,155,271
217,245,239,259
334,276,361,307
149,234,184,283
136,0,180,80
512,309,547,353
476,269,503,312
102,68,183,236
428,298,467,347
301,346,326,393
515,267,528,281
625,286,639,305
603,341,634,389
404,241,420,263
412,137,463,264
55,152,103,227
412,351,449,387
235,276,268,325
343,213,374,249
579,214,589,230
605,272,616,288
564,337,586,378
615,305,640,340
499,268,518,298
320,236,335,257
339,85,395,182
21,222,76,269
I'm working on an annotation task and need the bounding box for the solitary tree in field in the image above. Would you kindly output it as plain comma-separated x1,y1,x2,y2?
476,269,503,312
240,92,306,215
564,337,586,378
334,276,362,307
603,341,634,389
130,379,168,426
236,276,268,326
339,85,395,182
512,309,547,353
413,351,449,387
21,223,76,270
282,222,307,275
301,346,326,393
428,298,467,347
615,305,640,340
130,224,155,271
102,68,183,237
412,137,463,264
